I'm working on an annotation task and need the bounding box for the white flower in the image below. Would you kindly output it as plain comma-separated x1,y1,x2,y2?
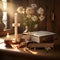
34,24,38,28
16,5,45,32
17,6,25,14
26,7,34,14
31,4,37,9
31,15,38,22
39,15,45,21
37,7,44,15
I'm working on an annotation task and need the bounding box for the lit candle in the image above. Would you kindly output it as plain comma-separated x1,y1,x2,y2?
6,33,10,40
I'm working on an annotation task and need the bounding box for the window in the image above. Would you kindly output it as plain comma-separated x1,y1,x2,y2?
2,0,7,29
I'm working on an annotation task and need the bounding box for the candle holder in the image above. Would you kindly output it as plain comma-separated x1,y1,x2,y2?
4,39,20,48
4,40,12,48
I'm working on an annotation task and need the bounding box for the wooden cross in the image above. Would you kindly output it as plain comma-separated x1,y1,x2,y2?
12,13,20,42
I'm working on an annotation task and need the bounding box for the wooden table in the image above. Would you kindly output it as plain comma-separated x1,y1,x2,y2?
0,44,60,60
0,37,59,60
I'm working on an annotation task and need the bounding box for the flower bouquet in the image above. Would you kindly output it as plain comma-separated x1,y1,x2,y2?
17,4,45,32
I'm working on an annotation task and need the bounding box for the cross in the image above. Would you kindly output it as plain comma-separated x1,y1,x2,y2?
12,13,20,42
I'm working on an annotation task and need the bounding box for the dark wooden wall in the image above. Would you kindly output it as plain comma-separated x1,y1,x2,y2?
54,0,60,48
54,0,60,35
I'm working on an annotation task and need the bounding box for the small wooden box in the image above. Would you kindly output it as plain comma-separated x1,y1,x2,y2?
30,31,55,43
29,31,56,48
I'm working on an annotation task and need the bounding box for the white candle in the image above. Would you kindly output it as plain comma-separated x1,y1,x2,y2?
6,33,10,40
14,13,18,41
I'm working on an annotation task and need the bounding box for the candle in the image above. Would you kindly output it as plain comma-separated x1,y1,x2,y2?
6,33,10,40
14,13,18,41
